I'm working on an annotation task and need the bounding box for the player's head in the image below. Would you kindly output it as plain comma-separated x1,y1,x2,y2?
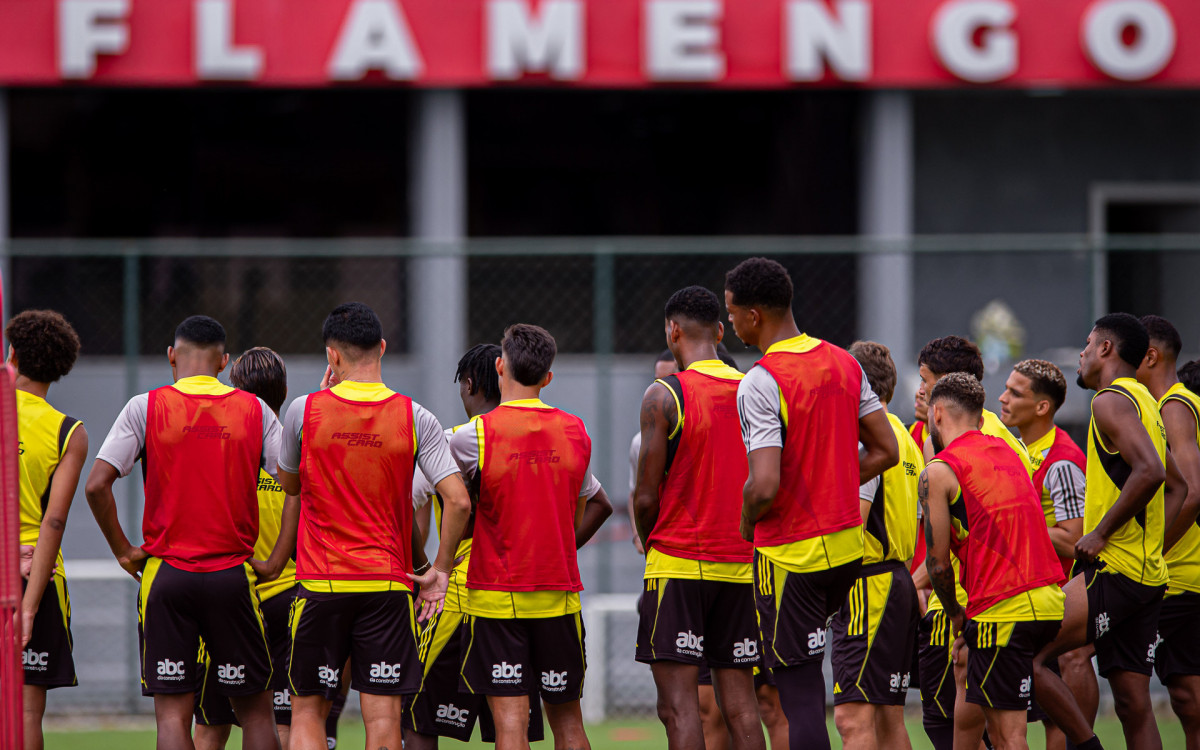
1078,313,1148,391
654,349,677,380
230,347,287,417
723,258,793,349
917,336,983,407
323,302,385,370
1179,360,1200,395
169,315,229,375
848,341,896,406
5,309,81,384
664,285,723,364
456,343,502,417
999,359,1066,432
1136,315,1182,382
927,372,986,453
500,324,556,390
716,342,740,372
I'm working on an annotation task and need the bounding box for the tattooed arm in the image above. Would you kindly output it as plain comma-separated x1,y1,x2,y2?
632,381,678,553
921,461,964,633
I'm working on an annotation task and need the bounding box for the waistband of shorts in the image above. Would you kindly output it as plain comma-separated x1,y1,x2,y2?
859,559,906,577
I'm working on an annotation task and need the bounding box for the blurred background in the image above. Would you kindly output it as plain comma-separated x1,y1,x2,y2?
4,0,1200,734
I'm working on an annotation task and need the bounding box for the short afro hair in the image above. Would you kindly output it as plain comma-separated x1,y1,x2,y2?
918,336,984,381
1179,360,1200,395
724,257,793,311
849,341,897,404
6,310,81,383
1012,359,1068,412
665,286,721,325
456,343,502,404
502,324,557,387
230,347,288,415
1093,313,1149,369
1140,315,1182,361
323,302,383,351
930,372,986,418
175,315,226,348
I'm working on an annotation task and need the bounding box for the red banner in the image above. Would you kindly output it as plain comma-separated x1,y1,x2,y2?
1,0,1199,87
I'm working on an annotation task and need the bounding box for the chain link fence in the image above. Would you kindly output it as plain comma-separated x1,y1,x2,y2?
7,236,1200,719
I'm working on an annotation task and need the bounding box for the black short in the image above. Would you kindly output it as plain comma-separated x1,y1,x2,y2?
288,587,420,698
1155,591,1200,682
964,619,1060,711
753,554,860,668
403,609,544,742
917,609,956,727
459,613,586,703
831,563,919,706
138,558,272,696
22,574,77,689
1081,562,1165,677
699,664,775,689
635,577,761,669
195,585,299,726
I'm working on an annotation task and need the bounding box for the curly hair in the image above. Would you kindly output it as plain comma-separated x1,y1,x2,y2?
849,341,896,404
1012,359,1067,412
1094,313,1149,369
918,336,984,381
502,324,557,387
230,347,288,416
322,302,382,351
456,343,502,404
665,286,721,325
930,372,986,416
724,257,793,311
1179,360,1200,395
6,310,81,383
1140,314,1182,361
175,315,226,347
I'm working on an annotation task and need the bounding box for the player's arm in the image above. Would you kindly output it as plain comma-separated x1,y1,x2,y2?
921,461,963,633
1048,518,1084,559
84,459,146,581
1043,461,1086,558
1076,391,1167,562
743,449,781,543
632,382,675,551
859,409,899,484
415,501,432,546
576,481,613,549
251,493,299,583
1162,399,1200,551
21,426,88,646
412,515,430,571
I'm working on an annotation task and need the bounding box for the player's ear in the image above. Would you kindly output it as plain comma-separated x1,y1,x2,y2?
715,321,725,343
542,371,554,388
976,414,984,430
495,356,504,378
379,338,387,358
325,346,338,369
217,353,230,374
5,345,14,368
167,346,176,367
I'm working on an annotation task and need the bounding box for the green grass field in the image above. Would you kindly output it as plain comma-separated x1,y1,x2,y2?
43,717,1184,749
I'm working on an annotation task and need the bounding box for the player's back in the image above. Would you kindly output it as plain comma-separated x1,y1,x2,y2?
1159,382,1200,595
1085,376,1169,587
651,362,751,562
16,390,81,548
297,387,416,585
935,431,1063,618
468,402,591,593
863,412,922,567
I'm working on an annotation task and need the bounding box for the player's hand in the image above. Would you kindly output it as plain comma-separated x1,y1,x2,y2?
739,515,755,543
409,566,449,623
916,587,929,616
1074,531,1108,563
19,545,34,579
951,635,967,666
117,546,149,582
320,365,340,390
249,557,280,583
19,603,37,647
632,535,645,554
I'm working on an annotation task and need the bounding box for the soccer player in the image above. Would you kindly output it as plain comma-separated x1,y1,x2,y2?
920,373,1069,750
724,257,899,750
632,286,764,750
84,315,282,750
9,310,87,750
403,343,545,749
1032,313,1185,750
832,341,921,750
909,334,1033,750
629,349,678,554
998,359,1098,748
1135,316,1200,748
453,324,613,750
276,302,471,750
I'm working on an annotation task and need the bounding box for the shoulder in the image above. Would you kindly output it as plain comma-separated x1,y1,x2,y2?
739,365,777,392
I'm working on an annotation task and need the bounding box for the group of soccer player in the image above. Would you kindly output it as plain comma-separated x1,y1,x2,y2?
10,255,1200,750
